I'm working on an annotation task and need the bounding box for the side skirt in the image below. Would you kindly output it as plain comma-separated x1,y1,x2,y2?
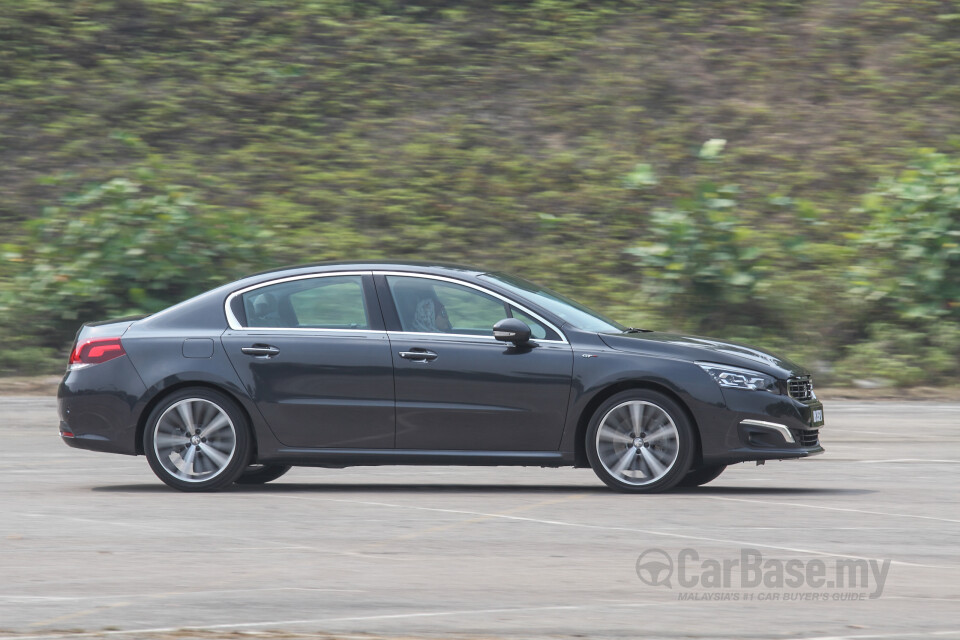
259,448,573,468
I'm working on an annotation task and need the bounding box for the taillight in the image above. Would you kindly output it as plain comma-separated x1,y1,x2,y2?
69,337,126,369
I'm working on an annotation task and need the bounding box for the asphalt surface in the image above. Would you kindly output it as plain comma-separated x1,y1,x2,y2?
1,397,958,640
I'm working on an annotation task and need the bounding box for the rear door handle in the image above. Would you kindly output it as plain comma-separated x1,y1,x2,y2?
241,345,280,357
399,350,438,362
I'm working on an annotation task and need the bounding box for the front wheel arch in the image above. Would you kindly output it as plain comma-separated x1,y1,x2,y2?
573,381,702,469
585,389,696,492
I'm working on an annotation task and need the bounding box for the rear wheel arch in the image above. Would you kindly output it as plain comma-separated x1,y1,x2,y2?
136,381,257,458
573,380,702,468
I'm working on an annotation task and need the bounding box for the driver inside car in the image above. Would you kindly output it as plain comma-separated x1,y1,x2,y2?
411,296,451,333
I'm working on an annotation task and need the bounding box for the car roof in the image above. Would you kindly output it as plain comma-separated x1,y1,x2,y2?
136,261,503,332
247,260,490,280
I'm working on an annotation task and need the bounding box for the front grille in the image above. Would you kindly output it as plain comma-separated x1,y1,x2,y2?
793,429,820,447
788,376,814,400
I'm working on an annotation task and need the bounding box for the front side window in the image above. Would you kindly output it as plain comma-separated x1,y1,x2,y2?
240,275,368,329
386,275,557,339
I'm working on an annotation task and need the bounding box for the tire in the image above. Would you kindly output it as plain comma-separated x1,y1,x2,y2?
586,389,695,493
235,464,292,485
678,464,727,487
143,388,251,492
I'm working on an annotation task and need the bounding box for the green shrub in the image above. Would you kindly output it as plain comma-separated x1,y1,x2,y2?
835,322,960,387
838,150,960,385
626,185,771,327
0,177,272,356
625,142,804,335
852,150,960,322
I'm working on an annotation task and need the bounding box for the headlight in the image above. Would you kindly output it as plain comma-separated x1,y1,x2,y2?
696,362,779,393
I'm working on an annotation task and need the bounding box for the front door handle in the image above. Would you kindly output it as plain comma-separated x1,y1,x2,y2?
241,345,280,357
399,350,438,362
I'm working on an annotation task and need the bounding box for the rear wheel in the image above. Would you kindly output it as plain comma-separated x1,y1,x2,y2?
679,464,727,487
235,464,292,485
586,390,695,493
143,388,251,492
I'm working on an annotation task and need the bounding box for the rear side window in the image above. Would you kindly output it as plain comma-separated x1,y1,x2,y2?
240,275,368,329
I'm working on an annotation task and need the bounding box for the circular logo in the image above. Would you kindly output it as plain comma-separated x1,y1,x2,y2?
635,549,674,588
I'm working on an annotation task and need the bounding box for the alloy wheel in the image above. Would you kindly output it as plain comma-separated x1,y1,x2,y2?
595,400,680,486
152,398,238,483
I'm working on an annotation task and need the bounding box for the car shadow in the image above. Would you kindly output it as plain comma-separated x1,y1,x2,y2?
91,483,875,496
672,486,875,496
91,483,609,494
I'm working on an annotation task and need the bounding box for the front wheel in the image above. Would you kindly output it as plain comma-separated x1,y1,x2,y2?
586,390,695,493
143,388,251,492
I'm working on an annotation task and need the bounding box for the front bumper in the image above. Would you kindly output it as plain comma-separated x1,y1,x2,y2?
701,387,825,465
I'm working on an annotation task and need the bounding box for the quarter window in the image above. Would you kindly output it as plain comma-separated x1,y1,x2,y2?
240,275,368,329
511,308,550,340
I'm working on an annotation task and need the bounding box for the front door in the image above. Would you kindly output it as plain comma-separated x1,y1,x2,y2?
222,273,395,449
380,274,573,451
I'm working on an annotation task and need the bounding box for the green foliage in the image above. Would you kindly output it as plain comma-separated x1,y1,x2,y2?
1,1,960,384
836,150,960,386
626,180,774,328
0,177,272,355
835,322,960,387
852,150,960,322
624,141,831,337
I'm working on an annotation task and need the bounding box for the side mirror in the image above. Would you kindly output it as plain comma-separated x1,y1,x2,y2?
493,318,532,345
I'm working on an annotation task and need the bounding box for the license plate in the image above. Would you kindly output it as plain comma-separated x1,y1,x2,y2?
811,408,824,427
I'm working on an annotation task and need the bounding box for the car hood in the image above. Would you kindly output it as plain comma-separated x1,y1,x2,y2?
598,331,808,379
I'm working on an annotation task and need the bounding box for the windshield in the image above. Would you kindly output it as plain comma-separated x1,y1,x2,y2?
479,272,625,333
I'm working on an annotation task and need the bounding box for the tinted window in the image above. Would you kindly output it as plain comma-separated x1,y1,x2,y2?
241,276,368,329
433,282,507,333
511,307,551,340
479,272,623,333
388,276,506,335
387,276,558,339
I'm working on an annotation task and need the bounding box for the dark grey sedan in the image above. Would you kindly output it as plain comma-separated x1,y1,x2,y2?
59,262,824,492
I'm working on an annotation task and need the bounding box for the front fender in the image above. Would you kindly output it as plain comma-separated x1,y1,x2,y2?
558,346,729,461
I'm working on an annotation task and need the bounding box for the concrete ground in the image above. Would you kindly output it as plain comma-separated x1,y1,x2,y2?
0,397,958,640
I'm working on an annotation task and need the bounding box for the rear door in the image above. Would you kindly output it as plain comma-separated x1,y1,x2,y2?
378,274,574,451
222,272,395,449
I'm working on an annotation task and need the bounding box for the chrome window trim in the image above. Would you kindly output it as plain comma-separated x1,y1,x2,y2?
377,271,569,344
224,271,373,331
223,269,569,344
227,327,389,336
